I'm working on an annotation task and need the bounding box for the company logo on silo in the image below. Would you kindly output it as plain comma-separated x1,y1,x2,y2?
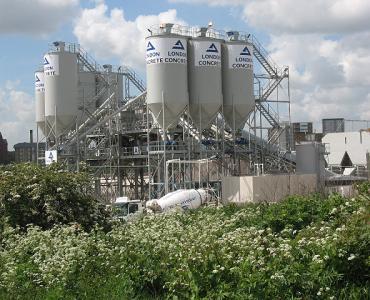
146,40,161,64
172,40,185,50
146,38,187,65
44,55,57,76
240,46,251,56
166,39,186,63
230,45,253,69
206,43,218,53
35,74,44,91
196,41,221,67
146,42,155,51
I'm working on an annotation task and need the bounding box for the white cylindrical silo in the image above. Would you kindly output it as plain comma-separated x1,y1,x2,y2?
146,24,189,130
222,32,254,130
188,28,223,130
35,71,47,136
44,42,78,136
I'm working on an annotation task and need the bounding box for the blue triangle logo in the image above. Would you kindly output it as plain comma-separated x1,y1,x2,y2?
240,46,251,56
147,41,155,51
206,43,218,53
44,57,49,65
173,40,184,50
48,152,53,159
35,75,40,82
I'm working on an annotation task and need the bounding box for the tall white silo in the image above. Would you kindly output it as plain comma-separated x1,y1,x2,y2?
35,71,47,136
188,28,223,131
44,41,78,136
222,32,254,131
146,23,189,130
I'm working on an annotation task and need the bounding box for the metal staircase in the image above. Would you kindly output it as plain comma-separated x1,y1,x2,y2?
251,35,289,131
255,102,280,127
75,45,109,87
260,67,289,101
121,67,146,93
251,36,278,77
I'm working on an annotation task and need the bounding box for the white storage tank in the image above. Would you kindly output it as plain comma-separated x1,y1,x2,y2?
44,41,78,136
222,32,254,130
35,70,47,136
188,28,223,130
146,23,189,130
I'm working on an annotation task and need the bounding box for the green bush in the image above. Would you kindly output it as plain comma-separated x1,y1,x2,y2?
355,181,370,196
0,163,109,231
0,192,368,299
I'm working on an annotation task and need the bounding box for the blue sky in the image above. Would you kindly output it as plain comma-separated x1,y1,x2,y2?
1,0,370,148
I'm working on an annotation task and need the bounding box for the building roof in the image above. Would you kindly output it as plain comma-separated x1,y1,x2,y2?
13,142,37,149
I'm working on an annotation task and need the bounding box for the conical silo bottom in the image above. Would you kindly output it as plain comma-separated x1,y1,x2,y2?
148,102,186,130
189,103,220,131
223,104,254,131
45,115,76,137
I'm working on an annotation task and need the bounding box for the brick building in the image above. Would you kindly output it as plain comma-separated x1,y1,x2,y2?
0,132,9,164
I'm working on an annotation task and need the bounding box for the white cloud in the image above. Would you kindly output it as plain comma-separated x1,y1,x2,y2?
169,0,244,5
0,0,79,36
267,32,370,124
171,0,370,34
243,0,370,34
73,1,185,70
0,81,35,149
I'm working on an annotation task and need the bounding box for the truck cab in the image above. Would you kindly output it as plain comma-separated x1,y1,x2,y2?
111,197,143,220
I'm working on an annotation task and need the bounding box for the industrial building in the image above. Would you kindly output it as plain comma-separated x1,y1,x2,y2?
0,132,9,164
292,122,323,146
14,143,37,163
293,122,313,134
322,131,370,177
35,24,342,204
322,118,345,134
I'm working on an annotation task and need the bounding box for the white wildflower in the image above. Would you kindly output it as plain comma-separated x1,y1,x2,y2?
348,254,356,261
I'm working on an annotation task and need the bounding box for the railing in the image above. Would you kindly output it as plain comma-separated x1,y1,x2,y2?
121,66,146,92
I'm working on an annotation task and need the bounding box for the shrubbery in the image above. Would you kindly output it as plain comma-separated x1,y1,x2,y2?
0,163,109,232
0,180,369,299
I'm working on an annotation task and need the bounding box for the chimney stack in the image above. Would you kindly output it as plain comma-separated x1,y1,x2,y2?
30,130,33,144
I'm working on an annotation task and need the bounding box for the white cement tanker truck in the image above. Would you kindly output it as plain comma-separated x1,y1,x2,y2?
146,189,209,213
111,189,211,220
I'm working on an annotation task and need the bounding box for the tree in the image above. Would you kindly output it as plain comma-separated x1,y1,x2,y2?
0,163,109,231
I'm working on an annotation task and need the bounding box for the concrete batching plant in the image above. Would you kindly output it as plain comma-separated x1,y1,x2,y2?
36,24,292,203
